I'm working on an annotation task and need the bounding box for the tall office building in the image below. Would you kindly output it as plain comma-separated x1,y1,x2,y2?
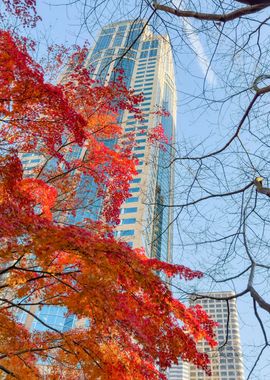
19,19,176,344
84,19,176,260
167,360,190,380
189,292,245,380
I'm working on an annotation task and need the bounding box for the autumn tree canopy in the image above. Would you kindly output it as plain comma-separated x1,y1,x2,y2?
0,13,218,380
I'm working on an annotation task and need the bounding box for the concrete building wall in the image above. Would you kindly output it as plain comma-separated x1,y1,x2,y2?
189,292,245,380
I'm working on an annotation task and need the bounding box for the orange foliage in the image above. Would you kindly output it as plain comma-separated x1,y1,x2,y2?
0,30,218,379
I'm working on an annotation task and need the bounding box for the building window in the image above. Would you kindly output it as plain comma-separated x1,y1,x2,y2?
113,35,124,47
130,178,141,184
134,146,145,151
93,34,112,53
122,207,138,213
136,132,147,137
122,218,136,224
126,197,139,203
120,229,135,236
125,127,135,132
118,25,127,32
136,139,146,144
142,41,150,50
151,40,159,48
101,27,115,34
31,305,68,332
134,153,144,158
130,187,140,193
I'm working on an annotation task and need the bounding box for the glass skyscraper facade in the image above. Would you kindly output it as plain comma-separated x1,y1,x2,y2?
83,20,176,260
19,19,176,368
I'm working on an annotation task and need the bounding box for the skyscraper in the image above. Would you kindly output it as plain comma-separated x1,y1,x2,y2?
189,292,245,380
19,18,176,342
167,360,190,380
84,20,176,260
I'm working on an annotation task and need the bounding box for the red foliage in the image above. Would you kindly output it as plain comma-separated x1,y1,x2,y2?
1,0,40,26
0,30,218,379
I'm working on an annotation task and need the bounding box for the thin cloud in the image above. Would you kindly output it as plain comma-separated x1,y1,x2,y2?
182,18,217,86
173,0,217,85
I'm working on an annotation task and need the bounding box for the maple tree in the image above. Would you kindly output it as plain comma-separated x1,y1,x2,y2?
0,20,218,380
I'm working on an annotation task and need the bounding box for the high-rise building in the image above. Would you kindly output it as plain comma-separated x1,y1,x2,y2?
19,18,176,352
85,19,176,260
167,360,190,380
189,292,245,380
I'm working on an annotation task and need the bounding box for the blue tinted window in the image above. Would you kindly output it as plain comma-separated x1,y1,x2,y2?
136,132,147,136
147,69,155,73
127,121,136,125
140,51,148,58
31,306,68,332
126,197,139,203
134,146,145,151
93,34,112,54
134,153,144,158
122,218,136,224
22,153,34,157
123,207,138,213
119,25,126,32
113,58,135,87
105,48,115,56
142,41,150,50
97,57,111,82
126,27,142,50
120,229,135,236
101,28,115,34
149,49,157,56
151,40,159,48
130,187,140,193
130,178,141,183
125,127,135,132
136,139,146,143
113,35,124,47
137,169,142,173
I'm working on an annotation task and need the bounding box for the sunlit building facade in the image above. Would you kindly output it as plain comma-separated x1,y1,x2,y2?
167,360,190,380
189,292,245,380
84,20,176,260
